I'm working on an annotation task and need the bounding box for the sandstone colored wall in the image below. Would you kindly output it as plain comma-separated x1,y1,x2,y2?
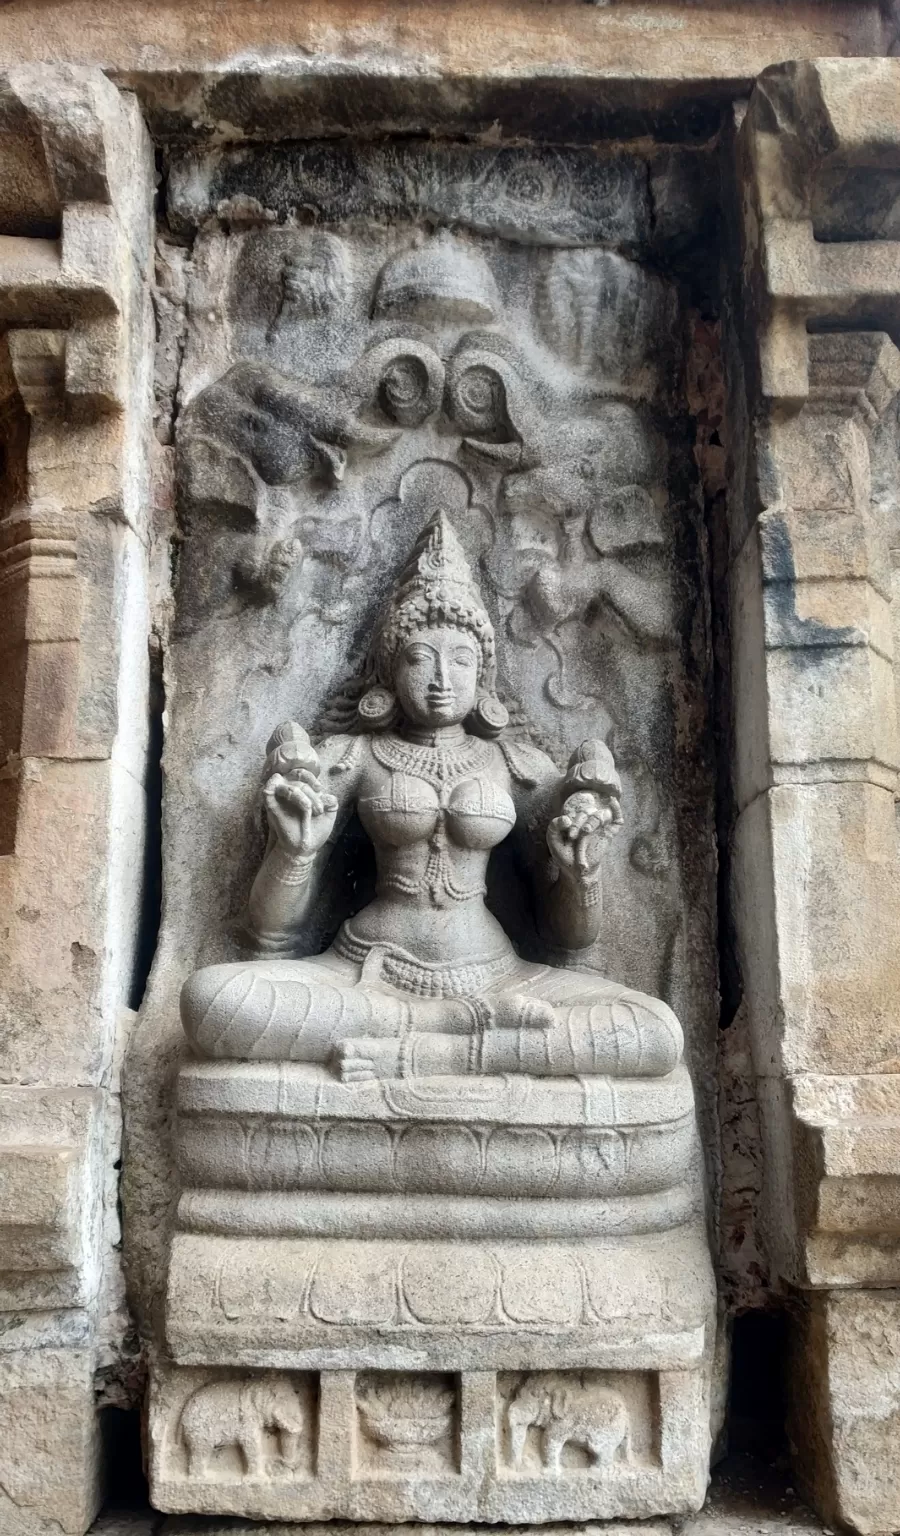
1,5,899,1533
0,66,156,1533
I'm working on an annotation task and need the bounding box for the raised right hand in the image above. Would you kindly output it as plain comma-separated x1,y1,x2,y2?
263,767,338,857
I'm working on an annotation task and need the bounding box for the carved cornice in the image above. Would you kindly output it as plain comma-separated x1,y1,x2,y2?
739,58,900,405
0,66,152,419
0,66,152,791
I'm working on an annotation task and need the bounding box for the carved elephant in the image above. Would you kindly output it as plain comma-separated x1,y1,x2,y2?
179,1373,306,1478
178,360,398,521
507,1373,630,1474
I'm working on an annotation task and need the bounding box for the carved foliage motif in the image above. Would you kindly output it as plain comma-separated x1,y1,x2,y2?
171,143,650,250
194,1237,704,1333
355,1372,459,1475
177,1111,694,1198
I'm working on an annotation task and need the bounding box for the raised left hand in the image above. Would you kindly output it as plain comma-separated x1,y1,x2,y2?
547,790,622,884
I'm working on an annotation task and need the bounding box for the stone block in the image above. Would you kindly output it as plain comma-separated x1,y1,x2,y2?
764,644,898,780
777,412,871,516
790,1290,900,1536
175,1062,697,1206
0,1146,81,1264
152,1154,715,1518
168,142,652,251
741,66,900,400
164,1226,714,1368
0,1347,101,1535
0,760,114,1083
149,1353,712,1522
0,2,884,144
23,411,127,513
0,758,145,1089
162,1525,672,1536
733,781,900,1077
757,1074,900,1290
760,503,891,601
0,1087,100,1305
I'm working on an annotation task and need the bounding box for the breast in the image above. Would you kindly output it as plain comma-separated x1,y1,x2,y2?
446,778,516,850
359,773,439,846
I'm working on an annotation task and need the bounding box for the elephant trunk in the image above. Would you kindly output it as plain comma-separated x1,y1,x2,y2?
508,1409,529,1466
278,1429,301,1468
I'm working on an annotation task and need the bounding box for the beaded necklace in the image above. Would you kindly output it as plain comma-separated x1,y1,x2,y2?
370,731,494,790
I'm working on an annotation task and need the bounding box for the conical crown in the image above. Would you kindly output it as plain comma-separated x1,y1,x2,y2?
372,230,499,325
373,510,496,687
392,510,482,609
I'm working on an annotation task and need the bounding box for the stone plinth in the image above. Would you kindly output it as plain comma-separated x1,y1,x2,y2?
789,1291,900,1536
175,1061,697,1208
149,1063,715,1522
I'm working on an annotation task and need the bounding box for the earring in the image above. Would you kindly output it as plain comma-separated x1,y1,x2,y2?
357,685,398,730
468,692,509,739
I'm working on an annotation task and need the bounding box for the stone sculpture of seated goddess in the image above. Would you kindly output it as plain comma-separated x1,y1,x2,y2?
182,511,683,1082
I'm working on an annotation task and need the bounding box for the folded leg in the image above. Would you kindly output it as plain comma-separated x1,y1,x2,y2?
180,951,511,1061
181,954,409,1060
331,967,682,1080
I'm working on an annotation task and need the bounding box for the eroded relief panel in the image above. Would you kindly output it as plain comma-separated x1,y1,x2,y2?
498,1370,657,1476
162,144,714,1038
140,142,718,1523
355,1372,459,1477
149,1362,698,1521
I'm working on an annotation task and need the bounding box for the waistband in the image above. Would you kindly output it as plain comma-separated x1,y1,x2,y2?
333,922,518,998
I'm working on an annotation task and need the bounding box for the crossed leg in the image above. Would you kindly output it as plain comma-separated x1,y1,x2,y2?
334,961,683,1081
181,951,554,1062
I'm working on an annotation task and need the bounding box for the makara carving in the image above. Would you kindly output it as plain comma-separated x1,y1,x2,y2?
181,513,683,1082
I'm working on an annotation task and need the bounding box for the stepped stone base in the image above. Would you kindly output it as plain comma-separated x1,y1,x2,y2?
155,1058,716,1522
149,1223,716,1523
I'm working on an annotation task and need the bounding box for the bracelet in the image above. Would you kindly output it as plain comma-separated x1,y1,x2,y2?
268,846,316,886
398,1033,414,1078
576,878,603,909
467,998,495,1031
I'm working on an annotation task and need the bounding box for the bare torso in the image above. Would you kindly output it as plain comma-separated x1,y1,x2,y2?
350,731,515,963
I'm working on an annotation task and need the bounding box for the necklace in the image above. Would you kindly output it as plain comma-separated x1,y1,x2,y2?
370,731,494,790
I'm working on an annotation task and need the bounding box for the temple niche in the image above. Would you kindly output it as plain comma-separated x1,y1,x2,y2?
5,22,900,1536
136,141,719,1522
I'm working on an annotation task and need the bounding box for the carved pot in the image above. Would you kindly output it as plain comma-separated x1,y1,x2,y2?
358,1405,450,1449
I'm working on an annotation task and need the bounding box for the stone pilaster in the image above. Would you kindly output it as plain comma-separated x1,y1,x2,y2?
0,67,154,1534
733,59,900,1534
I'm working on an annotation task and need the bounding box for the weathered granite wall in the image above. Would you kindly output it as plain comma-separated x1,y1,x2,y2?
0,66,156,1533
728,60,900,1532
0,4,899,1533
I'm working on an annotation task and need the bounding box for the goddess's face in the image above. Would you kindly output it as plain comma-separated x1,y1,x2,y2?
393,625,479,729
